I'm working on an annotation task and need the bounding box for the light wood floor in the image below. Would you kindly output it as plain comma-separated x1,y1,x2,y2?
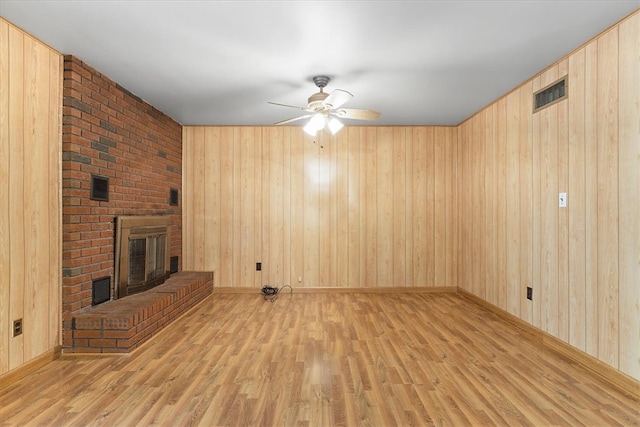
1,292,638,426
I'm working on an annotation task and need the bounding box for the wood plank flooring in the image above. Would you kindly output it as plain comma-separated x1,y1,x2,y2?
1,292,638,426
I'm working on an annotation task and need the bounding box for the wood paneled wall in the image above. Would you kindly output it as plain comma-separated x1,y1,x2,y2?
183,126,458,289
0,18,62,376
457,11,639,380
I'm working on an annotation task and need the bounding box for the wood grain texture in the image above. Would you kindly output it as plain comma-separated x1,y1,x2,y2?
0,19,10,375
457,11,639,381
596,24,620,368
0,18,62,376
567,45,587,353
617,11,640,380
182,125,458,289
518,81,533,326
1,292,637,426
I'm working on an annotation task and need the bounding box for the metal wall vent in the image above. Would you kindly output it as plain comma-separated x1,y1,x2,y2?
534,76,567,112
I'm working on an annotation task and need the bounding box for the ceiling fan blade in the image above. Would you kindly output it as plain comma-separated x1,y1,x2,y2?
274,114,313,126
323,89,353,109
268,101,309,111
335,108,381,121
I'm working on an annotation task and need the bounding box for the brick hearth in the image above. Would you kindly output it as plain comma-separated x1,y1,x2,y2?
70,271,213,353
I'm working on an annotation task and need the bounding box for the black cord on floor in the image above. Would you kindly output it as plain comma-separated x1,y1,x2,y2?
261,285,292,302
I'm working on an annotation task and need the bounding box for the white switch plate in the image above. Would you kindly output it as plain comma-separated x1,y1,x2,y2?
559,192,567,208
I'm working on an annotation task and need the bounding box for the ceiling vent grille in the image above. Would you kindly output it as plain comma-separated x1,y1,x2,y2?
534,76,567,112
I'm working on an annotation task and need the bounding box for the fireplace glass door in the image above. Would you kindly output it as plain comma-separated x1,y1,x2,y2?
115,216,171,298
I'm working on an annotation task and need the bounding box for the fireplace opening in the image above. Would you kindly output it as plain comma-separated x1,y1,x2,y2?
114,216,171,299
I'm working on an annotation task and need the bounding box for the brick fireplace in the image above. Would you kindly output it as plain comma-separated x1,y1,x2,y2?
61,55,184,350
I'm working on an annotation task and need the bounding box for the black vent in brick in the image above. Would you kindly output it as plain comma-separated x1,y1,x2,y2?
90,174,109,201
92,276,110,305
170,188,179,206
170,256,179,274
534,77,567,112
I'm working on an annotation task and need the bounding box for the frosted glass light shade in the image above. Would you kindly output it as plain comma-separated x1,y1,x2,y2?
327,117,344,134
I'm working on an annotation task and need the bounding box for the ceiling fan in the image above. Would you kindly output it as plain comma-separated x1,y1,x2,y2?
268,75,380,136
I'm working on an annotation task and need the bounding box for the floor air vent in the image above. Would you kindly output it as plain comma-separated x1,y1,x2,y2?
534,76,567,112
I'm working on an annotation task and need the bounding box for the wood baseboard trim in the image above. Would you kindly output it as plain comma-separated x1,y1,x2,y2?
0,346,62,390
458,289,640,399
213,286,457,294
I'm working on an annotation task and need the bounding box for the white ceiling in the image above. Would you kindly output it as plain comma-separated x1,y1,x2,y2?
1,1,638,126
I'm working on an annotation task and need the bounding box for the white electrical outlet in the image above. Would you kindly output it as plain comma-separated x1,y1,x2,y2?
559,192,567,208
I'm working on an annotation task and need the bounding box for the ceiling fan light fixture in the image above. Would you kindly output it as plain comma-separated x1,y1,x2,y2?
304,113,325,136
303,121,318,136
327,117,344,135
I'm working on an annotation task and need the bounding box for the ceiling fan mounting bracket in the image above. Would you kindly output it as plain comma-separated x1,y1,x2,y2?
312,75,331,89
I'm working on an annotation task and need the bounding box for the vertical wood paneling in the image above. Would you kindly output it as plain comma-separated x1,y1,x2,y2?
317,132,331,286
203,128,220,273
347,127,361,287
568,47,587,351
303,131,319,286
392,127,407,286
458,122,471,293
472,113,485,299
8,24,26,370
484,105,496,305
456,11,639,380
47,50,61,349
518,82,533,325
444,127,457,287
335,129,349,287
411,127,427,286
220,127,235,286
376,127,393,287
357,127,368,287
596,28,619,368
290,128,305,286
617,12,640,380
505,90,520,317
424,127,435,287
557,59,570,343
24,34,50,358
242,128,258,287
327,132,339,287
434,127,446,287
364,128,377,286
1,18,61,375
584,39,599,358
264,127,284,285
0,19,10,374
539,65,560,337
183,125,457,291
192,126,206,270
531,75,542,329
495,99,507,309
282,127,292,286
181,127,194,270
252,128,263,288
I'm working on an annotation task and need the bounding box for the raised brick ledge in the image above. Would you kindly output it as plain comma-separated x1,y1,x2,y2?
69,271,213,353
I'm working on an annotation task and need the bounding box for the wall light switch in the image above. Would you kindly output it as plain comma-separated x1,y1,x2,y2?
559,192,567,208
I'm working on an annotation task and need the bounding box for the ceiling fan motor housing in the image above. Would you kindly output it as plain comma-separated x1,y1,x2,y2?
308,75,331,110
308,92,329,109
